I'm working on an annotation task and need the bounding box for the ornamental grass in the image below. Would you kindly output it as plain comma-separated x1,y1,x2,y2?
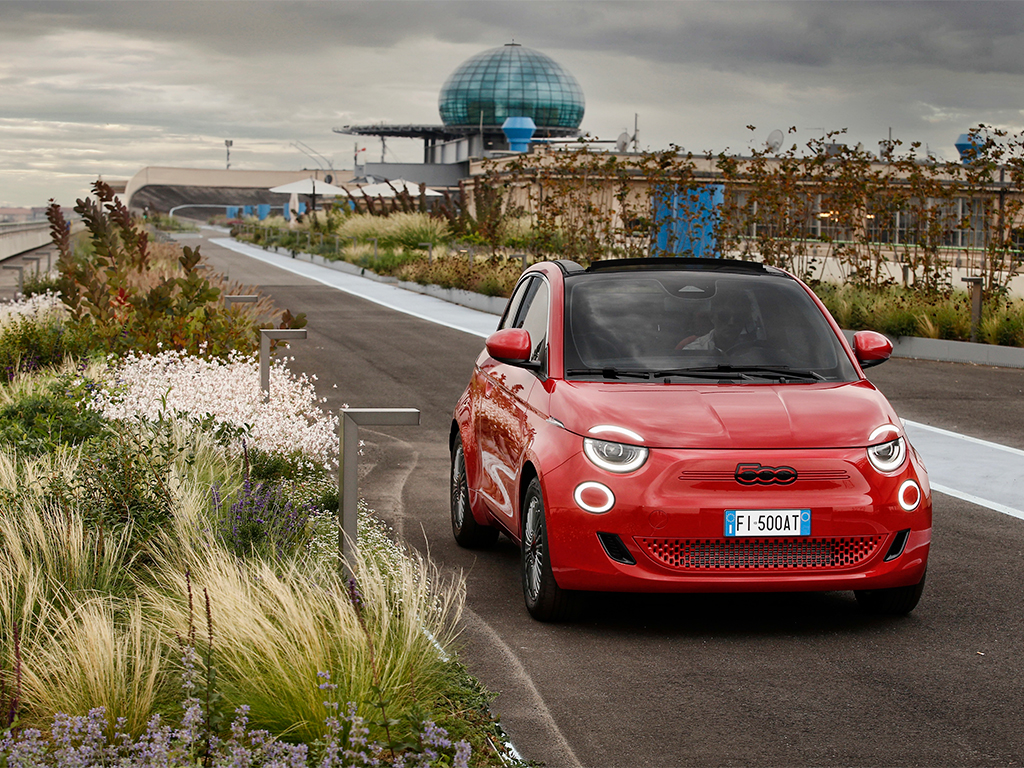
816,282,1024,347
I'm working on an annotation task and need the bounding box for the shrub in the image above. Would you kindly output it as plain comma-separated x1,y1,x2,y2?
0,293,87,380
47,181,303,358
0,387,107,455
22,270,62,298
212,477,315,562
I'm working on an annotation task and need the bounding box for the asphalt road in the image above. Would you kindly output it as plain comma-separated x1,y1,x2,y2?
198,232,1024,768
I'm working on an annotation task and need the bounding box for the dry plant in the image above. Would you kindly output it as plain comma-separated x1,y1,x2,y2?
18,598,170,738
143,511,465,746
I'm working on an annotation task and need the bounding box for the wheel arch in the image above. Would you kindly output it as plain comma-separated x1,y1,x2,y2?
518,460,539,540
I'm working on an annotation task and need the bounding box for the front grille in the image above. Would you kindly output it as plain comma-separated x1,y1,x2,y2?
636,535,884,571
678,469,851,483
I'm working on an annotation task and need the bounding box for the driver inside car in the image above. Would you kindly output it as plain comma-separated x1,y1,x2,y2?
678,287,758,353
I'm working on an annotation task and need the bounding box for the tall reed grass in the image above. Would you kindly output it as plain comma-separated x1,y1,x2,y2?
815,282,1024,346
144,507,465,745
18,598,171,738
335,212,450,249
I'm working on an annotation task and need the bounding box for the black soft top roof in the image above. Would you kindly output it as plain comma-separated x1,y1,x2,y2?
579,257,788,276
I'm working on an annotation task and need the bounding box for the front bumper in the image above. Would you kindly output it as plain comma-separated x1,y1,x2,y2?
542,445,931,593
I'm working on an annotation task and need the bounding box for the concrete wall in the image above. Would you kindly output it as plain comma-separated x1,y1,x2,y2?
362,162,468,189
0,222,51,260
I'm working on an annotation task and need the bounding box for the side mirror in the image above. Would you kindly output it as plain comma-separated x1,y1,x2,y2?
853,330,893,369
485,328,538,368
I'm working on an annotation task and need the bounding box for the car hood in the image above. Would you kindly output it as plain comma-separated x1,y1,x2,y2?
549,380,900,450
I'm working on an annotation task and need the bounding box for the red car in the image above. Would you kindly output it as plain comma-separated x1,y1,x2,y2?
450,258,930,621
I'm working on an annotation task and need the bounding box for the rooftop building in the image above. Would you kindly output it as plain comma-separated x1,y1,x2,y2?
334,43,584,183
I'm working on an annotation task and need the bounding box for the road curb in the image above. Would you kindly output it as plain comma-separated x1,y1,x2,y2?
237,239,1024,370
255,243,509,315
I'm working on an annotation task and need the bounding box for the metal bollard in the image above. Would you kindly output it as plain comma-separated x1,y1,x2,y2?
225,295,259,309
513,253,528,272
962,276,983,343
418,242,433,264
338,408,420,572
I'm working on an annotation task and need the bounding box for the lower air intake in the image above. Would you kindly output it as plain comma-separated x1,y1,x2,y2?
636,536,884,571
597,532,636,565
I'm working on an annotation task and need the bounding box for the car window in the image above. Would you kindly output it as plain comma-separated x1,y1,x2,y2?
499,276,533,331
513,277,549,367
563,271,857,381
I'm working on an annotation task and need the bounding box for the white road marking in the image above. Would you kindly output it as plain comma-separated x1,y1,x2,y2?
215,236,1024,520
461,608,584,768
904,421,1023,519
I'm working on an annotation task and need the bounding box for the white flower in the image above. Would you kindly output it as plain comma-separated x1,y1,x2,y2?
89,350,340,469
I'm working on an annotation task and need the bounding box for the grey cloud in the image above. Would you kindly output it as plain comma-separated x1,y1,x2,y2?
6,1,1024,73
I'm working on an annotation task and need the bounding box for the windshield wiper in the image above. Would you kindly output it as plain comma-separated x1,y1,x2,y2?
656,365,825,382
565,367,652,380
650,366,755,381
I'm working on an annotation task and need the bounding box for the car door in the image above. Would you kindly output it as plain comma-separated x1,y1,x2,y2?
475,275,549,529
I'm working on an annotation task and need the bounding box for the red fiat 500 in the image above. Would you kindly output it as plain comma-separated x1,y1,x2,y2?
450,258,930,621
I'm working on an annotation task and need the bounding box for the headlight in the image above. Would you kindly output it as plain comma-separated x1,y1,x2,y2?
583,438,648,473
867,436,907,473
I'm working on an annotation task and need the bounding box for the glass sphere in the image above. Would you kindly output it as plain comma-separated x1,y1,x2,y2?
439,44,584,130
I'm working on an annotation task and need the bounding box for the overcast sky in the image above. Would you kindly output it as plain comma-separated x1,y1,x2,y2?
3,0,1024,207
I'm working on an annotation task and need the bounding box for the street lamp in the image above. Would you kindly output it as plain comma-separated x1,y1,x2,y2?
259,328,307,400
338,408,420,572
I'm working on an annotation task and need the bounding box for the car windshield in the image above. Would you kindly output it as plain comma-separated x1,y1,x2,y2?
563,270,858,382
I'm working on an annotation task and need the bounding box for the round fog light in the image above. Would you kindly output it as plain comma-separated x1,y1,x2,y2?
898,479,921,511
574,482,615,514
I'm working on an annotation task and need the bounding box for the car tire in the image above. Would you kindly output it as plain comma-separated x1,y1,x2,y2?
450,436,499,548
855,570,926,615
521,477,580,622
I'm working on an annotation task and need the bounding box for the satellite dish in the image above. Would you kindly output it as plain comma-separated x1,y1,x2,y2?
766,129,784,152
616,132,631,153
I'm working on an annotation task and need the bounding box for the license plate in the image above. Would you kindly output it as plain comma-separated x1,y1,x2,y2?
725,509,811,537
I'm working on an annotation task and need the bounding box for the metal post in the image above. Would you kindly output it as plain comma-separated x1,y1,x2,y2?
371,237,378,259
23,256,41,277
3,265,24,295
419,242,433,264
225,294,259,309
338,408,420,573
259,329,308,400
962,276,983,343
513,253,528,272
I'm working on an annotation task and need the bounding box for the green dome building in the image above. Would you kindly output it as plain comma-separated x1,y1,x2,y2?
333,42,585,184
438,43,585,133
